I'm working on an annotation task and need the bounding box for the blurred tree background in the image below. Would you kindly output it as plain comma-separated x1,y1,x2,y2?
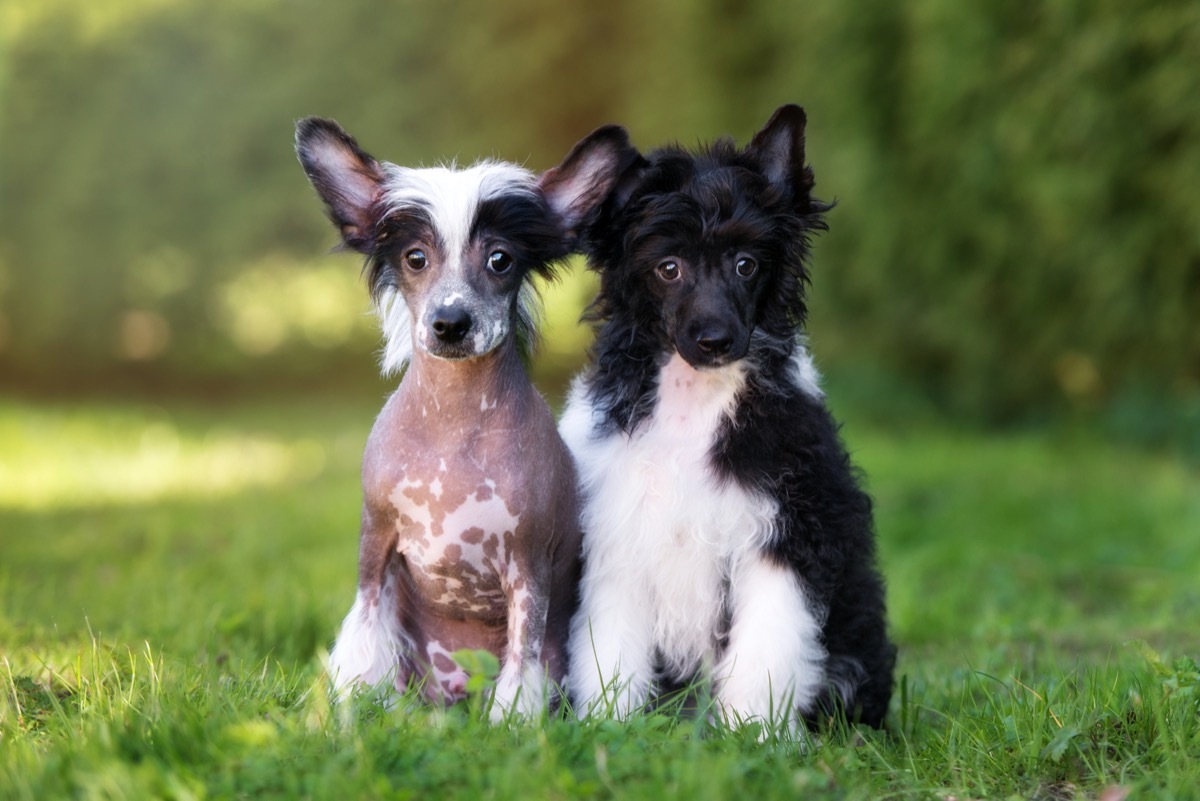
1,0,1197,440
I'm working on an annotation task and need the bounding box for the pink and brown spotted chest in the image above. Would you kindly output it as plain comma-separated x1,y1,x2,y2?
359,380,552,628
387,454,523,623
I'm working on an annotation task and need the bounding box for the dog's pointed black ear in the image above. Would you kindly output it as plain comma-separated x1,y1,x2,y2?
748,104,815,199
540,125,643,238
295,117,385,253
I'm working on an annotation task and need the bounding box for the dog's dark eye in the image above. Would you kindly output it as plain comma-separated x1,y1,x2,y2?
404,249,428,271
487,250,513,275
735,257,758,278
656,260,682,282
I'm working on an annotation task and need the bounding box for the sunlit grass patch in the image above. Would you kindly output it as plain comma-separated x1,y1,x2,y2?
842,422,1200,650
0,402,336,510
1,395,1198,799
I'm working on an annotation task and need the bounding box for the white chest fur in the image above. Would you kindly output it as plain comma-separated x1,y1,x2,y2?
561,355,779,674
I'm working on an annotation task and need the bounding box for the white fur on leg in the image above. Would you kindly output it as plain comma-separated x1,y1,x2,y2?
489,658,549,722
714,553,826,733
328,586,414,700
561,356,775,719
567,570,657,718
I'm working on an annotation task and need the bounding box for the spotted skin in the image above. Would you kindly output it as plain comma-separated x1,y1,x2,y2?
391,471,514,618
354,342,580,712
294,116,616,718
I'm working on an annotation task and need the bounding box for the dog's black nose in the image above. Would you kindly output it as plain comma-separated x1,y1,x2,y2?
431,307,472,343
695,329,733,356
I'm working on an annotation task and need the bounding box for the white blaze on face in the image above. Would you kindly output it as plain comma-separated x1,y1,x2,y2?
374,161,538,364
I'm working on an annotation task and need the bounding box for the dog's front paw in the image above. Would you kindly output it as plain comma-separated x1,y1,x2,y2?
488,665,547,723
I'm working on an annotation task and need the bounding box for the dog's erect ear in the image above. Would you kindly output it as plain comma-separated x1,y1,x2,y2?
295,117,385,253
748,104,815,199
540,125,643,237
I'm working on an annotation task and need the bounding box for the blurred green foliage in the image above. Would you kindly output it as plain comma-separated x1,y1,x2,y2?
1,0,1197,423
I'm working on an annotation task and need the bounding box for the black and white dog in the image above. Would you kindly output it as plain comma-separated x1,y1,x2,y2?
546,105,896,731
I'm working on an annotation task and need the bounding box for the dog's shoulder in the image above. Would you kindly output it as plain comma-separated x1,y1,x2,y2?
717,345,874,565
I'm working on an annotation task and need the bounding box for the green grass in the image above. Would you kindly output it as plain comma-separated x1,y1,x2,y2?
2,395,1198,800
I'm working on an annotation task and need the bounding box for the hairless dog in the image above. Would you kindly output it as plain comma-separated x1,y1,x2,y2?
295,118,623,718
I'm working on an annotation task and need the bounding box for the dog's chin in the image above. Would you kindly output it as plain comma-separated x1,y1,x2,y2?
419,343,485,362
674,342,749,371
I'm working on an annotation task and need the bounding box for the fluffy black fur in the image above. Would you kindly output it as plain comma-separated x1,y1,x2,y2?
566,105,896,727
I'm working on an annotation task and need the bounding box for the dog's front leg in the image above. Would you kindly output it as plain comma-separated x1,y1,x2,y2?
567,568,656,719
328,505,416,701
714,552,826,734
489,567,551,721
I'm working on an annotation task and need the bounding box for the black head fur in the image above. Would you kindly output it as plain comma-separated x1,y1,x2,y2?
556,105,833,431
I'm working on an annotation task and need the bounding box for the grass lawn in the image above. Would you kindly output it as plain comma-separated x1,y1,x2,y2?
1,393,1198,800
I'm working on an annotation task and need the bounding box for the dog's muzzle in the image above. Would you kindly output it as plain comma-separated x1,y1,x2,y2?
677,319,748,368
419,304,478,360
431,306,471,345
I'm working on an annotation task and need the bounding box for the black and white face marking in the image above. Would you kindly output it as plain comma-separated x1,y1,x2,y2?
375,164,545,365
296,118,567,373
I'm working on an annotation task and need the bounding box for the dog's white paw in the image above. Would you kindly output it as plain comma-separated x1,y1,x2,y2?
488,665,547,723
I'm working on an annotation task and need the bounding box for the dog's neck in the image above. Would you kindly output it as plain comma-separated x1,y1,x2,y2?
655,354,747,433
401,338,526,424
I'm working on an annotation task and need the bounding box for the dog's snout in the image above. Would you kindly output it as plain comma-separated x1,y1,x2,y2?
431,307,472,344
677,316,747,368
694,327,733,357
